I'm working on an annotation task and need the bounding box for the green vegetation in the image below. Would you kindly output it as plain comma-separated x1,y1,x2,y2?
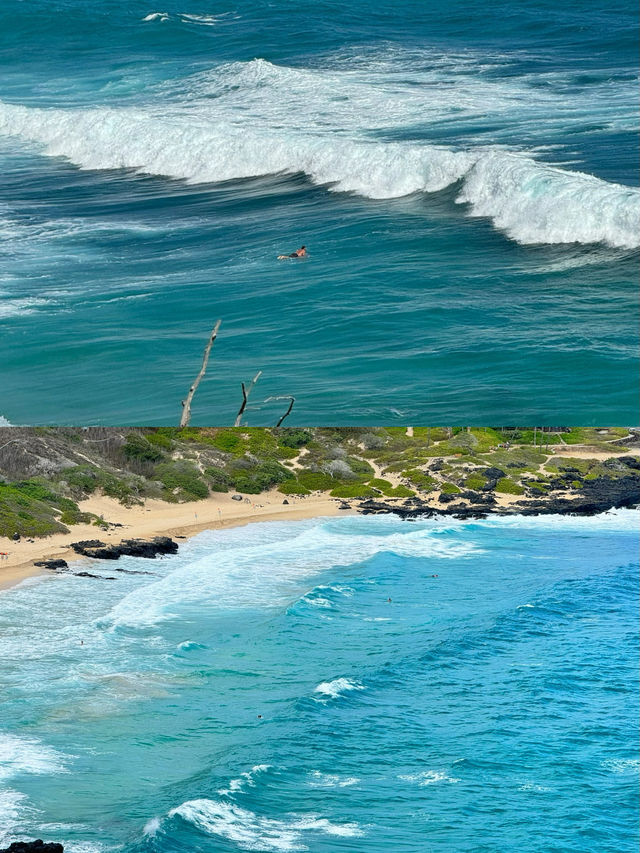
0,480,83,538
440,482,461,495
0,427,636,540
495,478,525,496
464,473,488,491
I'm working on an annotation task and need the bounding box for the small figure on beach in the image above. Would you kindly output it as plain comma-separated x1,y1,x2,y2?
278,245,306,259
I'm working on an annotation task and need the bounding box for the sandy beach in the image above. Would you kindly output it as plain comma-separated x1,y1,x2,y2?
1,439,634,593
0,491,355,592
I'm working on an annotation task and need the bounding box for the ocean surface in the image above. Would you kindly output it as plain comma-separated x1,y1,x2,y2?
0,511,638,852
0,0,639,426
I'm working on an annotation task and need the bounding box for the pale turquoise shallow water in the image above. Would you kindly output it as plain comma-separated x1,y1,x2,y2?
0,511,638,851
0,0,639,424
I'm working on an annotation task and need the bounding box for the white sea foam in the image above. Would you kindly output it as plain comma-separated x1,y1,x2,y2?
0,296,51,319
168,799,363,851
143,816,162,836
0,55,637,248
518,781,552,792
308,771,360,788
399,770,460,786
218,764,271,797
314,678,365,700
142,12,169,22
0,414,12,426
602,758,640,774
0,733,68,782
0,790,29,845
102,517,479,629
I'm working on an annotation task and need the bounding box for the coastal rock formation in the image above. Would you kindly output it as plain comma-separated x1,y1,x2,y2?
359,472,640,520
0,842,64,853
70,537,178,560
33,559,68,570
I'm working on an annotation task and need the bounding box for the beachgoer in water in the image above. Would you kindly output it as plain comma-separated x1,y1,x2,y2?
278,245,306,259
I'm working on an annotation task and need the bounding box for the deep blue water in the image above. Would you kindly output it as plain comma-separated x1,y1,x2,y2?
0,511,638,852
0,0,638,425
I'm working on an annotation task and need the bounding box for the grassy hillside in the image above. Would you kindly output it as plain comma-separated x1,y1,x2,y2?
0,426,636,538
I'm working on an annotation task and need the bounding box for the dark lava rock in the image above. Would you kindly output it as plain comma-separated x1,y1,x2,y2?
514,474,640,516
70,537,178,561
429,460,444,472
459,490,496,505
437,492,456,503
620,456,640,470
282,499,289,505
0,842,64,853
357,473,639,521
74,571,114,579
33,559,68,570
231,494,243,501
338,502,351,510
482,467,506,480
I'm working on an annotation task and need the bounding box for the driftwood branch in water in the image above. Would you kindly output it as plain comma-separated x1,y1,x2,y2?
180,320,221,427
234,371,262,427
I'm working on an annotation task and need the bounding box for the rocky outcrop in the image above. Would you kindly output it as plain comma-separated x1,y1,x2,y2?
33,559,68,570
0,842,64,853
358,473,640,520
70,537,178,560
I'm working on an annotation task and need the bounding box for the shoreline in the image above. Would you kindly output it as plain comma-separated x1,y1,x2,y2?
2,478,638,592
0,491,354,592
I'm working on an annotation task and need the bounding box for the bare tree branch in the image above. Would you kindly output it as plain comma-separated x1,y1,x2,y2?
180,320,221,428
275,397,295,428
233,371,262,427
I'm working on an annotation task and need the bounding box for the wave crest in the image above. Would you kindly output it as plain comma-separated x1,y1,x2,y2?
0,59,638,249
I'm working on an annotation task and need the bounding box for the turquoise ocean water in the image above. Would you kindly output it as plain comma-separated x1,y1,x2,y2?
0,0,639,425
0,511,638,851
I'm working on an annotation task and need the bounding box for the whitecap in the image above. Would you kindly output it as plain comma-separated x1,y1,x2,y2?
168,799,363,850
308,771,360,788
0,54,636,249
218,764,271,797
313,678,365,700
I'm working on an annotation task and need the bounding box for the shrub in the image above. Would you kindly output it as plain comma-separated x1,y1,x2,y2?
402,469,437,491
464,474,487,491
277,429,313,449
329,484,378,499
278,480,311,495
440,482,461,494
204,466,232,493
495,478,525,495
59,509,94,525
297,471,335,491
324,459,356,480
144,431,174,449
63,466,100,496
385,485,415,498
123,433,165,463
361,432,386,450
209,430,247,455
154,462,209,501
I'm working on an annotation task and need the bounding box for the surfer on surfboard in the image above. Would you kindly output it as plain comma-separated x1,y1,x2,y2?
278,245,306,259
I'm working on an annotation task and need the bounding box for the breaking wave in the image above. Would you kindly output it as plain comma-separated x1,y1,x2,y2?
165,798,363,850
0,55,637,249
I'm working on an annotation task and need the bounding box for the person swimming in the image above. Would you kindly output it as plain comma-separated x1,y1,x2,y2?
278,245,306,259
